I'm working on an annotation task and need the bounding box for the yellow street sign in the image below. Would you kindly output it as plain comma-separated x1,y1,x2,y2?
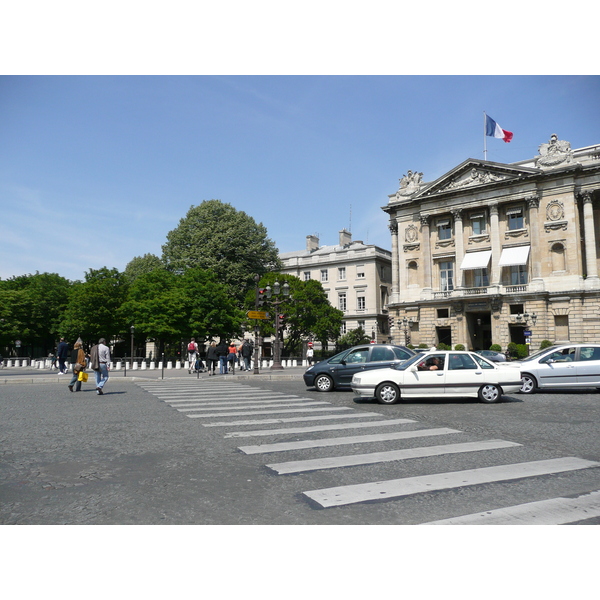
247,310,269,320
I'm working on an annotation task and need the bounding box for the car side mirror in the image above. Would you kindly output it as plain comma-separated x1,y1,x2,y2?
409,365,418,372
545,358,554,364
340,360,347,365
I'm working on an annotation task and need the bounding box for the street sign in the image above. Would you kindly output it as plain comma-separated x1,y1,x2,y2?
523,330,532,337
247,310,269,320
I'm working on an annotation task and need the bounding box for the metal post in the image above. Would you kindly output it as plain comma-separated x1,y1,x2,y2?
161,352,165,380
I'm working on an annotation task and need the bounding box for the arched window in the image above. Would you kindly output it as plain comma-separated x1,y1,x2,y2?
551,242,566,272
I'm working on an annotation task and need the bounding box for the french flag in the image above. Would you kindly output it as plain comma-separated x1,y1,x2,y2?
485,114,513,143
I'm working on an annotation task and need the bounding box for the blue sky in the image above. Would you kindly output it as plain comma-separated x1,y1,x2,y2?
1,75,599,282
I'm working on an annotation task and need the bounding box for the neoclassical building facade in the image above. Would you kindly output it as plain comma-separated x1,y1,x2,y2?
279,230,393,342
383,135,600,351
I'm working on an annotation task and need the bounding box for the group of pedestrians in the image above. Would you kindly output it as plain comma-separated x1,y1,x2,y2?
204,338,254,376
56,337,111,395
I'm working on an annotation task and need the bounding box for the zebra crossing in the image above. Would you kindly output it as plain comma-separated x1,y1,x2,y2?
136,379,600,524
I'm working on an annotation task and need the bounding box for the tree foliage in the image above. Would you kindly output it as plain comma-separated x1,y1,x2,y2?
124,253,164,282
59,267,129,345
161,200,281,301
336,327,371,350
0,272,71,354
245,274,343,354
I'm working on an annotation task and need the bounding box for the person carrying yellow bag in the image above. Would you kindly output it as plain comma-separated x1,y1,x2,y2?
68,341,87,393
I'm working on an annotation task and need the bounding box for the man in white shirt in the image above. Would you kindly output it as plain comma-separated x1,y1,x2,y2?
95,338,111,395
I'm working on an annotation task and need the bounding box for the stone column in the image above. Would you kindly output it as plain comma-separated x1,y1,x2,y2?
527,195,545,291
420,213,432,295
452,208,464,288
389,219,400,304
581,192,599,286
489,203,501,286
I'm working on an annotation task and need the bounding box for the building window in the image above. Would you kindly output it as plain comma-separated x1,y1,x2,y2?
473,268,489,288
510,304,524,315
357,296,366,311
340,322,347,335
506,207,524,230
358,320,365,331
356,266,365,279
470,213,486,235
338,267,346,281
320,269,328,282
438,219,452,240
440,261,454,291
338,292,347,312
510,265,528,285
303,271,311,281
555,315,569,340
437,308,449,318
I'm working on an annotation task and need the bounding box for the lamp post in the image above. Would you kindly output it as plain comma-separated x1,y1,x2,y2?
130,325,135,369
401,317,412,346
266,280,290,370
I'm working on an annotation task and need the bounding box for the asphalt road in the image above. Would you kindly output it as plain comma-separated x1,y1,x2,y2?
2,371,599,526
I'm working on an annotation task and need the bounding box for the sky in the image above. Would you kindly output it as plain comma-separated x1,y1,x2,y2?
1,74,599,282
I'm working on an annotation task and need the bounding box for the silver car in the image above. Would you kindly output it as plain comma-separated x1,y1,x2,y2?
513,344,600,394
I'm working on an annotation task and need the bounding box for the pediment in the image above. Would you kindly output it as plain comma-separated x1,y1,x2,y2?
414,160,541,199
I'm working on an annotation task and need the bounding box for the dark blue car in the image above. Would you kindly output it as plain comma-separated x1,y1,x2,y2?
303,344,417,392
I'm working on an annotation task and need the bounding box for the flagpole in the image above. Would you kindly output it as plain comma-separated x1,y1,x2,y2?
483,111,487,161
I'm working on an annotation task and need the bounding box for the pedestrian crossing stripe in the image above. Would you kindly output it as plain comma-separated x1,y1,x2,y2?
186,406,354,419
209,412,384,428
302,457,600,508
266,439,522,475
169,397,323,408
421,489,600,525
177,401,331,412
238,427,461,454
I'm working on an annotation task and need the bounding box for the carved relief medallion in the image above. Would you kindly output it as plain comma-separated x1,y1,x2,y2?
405,224,418,243
546,200,564,222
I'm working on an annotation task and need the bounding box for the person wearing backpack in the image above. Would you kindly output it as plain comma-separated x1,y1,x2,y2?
240,339,253,371
187,338,198,373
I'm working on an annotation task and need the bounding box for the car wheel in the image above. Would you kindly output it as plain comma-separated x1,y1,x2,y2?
376,382,401,404
478,384,502,403
314,374,334,392
520,374,537,394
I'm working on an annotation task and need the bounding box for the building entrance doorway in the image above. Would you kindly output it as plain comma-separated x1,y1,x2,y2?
467,312,491,350
436,326,452,348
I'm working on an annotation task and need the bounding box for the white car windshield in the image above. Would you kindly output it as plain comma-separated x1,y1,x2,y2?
392,353,424,371
521,346,558,362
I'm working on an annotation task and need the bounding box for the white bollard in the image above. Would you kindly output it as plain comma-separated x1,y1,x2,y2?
167,361,173,369
292,359,297,367
141,361,146,370
149,361,155,370
158,361,163,370
175,361,181,369
116,361,122,370
132,361,138,370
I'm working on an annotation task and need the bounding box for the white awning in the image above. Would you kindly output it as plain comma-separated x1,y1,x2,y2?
498,245,530,267
460,250,492,270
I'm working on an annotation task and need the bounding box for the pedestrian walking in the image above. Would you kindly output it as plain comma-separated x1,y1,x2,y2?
91,337,111,395
306,346,314,366
187,338,199,373
240,339,253,371
206,341,219,376
68,341,87,392
227,342,237,373
56,337,69,374
216,340,229,374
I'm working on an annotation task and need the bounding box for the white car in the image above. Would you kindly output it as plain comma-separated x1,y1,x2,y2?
511,343,600,394
351,350,522,404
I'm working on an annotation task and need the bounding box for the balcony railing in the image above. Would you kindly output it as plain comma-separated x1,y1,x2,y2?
462,287,488,295
504,284,528,293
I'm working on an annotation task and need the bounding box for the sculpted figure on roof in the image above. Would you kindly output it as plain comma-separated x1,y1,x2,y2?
536,134,573,168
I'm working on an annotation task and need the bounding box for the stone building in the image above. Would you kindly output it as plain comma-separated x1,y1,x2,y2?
279,230,393,342
383,135,600,352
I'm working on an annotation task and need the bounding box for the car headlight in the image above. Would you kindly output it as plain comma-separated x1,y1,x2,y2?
353,376,361,384
306,366,313,373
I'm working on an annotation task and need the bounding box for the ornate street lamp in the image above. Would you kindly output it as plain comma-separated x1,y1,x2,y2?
401,316,412,346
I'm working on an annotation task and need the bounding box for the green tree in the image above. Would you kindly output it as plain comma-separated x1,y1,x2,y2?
119,269,185,355
180,267,244,341
161,200,281,301
124,253,164,282
60,267,129,345
245,274,343,354
336,327,371,350
0,272,71,355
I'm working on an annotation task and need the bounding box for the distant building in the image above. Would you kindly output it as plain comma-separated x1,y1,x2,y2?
279,229,393,342
383,134,600,351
